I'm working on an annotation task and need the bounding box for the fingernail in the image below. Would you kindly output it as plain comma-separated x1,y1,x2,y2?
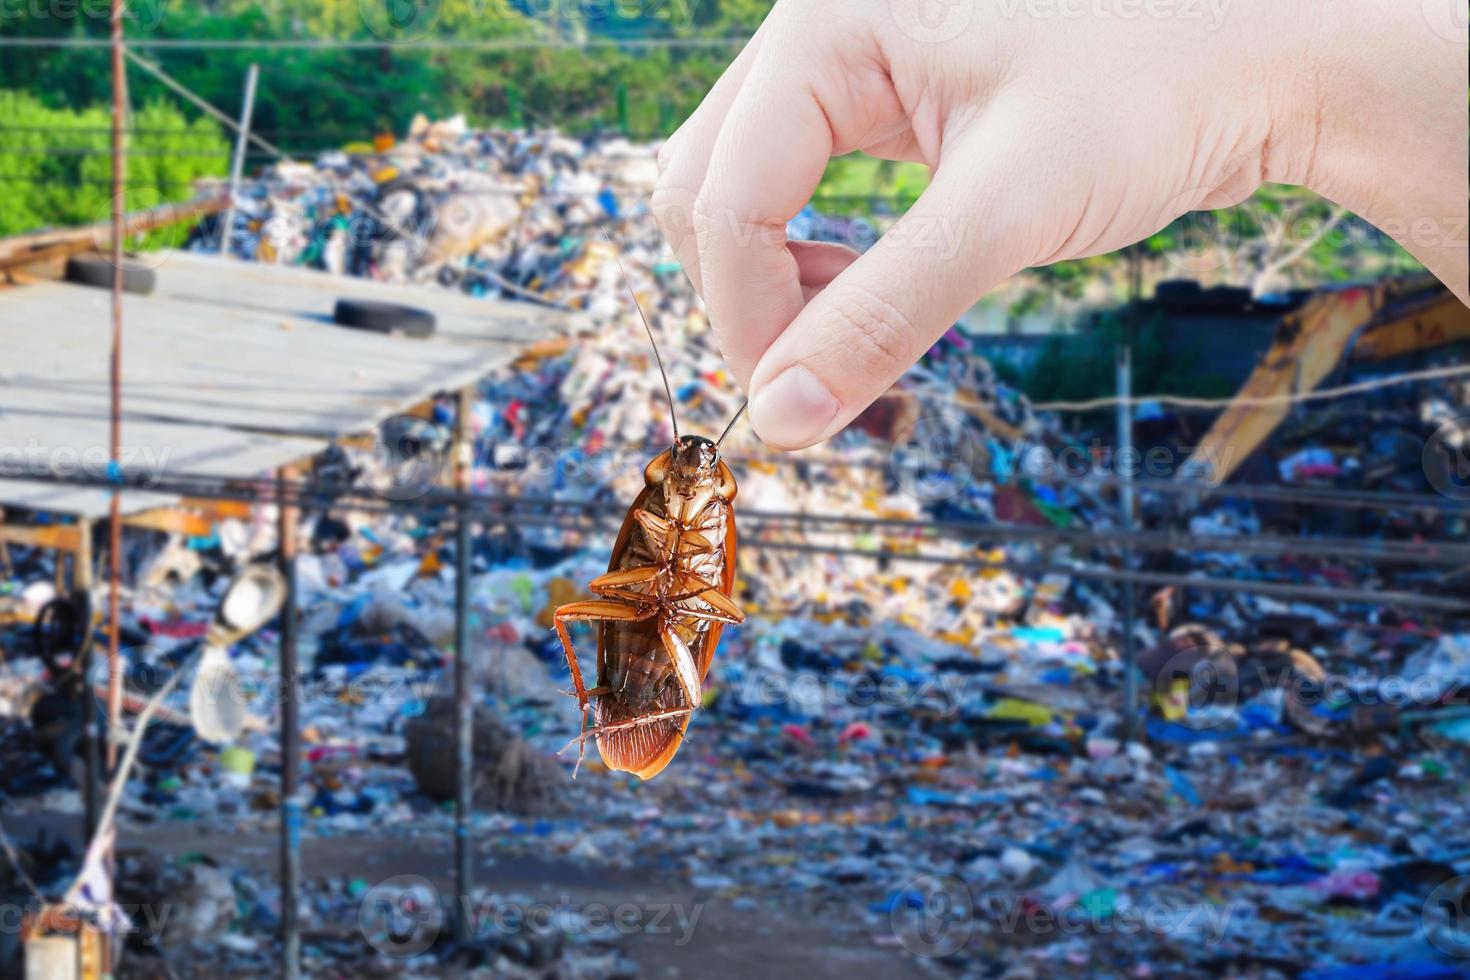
749,365,839,449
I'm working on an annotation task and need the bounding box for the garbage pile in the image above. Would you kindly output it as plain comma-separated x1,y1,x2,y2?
2,122,1469,977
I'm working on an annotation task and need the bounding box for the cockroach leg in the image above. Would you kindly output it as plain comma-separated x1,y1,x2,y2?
553,599,656,777
672,603,742,627
588,565,663,604
677,529,715,556
690,587,744,624
634,509,672,547
715,460,736,498
659,628,702,707
589,565,660,592
674,569,718,592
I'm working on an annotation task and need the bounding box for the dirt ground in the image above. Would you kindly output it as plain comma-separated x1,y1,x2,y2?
7,811,929,979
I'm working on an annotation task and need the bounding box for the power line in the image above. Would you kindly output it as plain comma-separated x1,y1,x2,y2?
716,451,1469,514
0,36,749,51
0,146,241,159
1,466,1464,578
753,541,1470,614
0,125,403,139
124,49,284,159
743,508,1470,566
1028,363,1470,412
5,463,1461,614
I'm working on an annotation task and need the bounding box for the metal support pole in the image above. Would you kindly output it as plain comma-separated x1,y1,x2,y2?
1118,344,1139,742
217,63,259,256
453,387,475,940
1119,247,1143,744
105,0,126,776
103,6,126,971
75,522,100,839
277,470,302,980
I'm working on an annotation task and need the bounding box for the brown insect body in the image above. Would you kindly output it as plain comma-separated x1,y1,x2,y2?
555,435,744,779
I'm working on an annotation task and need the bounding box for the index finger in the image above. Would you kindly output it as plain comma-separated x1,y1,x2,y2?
692,43,833,389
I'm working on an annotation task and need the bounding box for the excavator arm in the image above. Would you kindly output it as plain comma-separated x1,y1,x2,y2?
1183,276,1470,484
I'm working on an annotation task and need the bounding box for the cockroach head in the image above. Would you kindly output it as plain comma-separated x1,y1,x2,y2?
673,434,718,474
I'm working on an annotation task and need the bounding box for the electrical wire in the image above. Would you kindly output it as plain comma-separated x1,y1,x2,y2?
0,36,750,51
753,540,1470,614
1028,363,1470,412
0,468,1465,603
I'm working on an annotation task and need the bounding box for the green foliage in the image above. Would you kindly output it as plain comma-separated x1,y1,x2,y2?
810,154,930,217
0,90,228,238
0,0,764,147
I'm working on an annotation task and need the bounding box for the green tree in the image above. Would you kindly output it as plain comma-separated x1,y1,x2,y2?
0,90,227,238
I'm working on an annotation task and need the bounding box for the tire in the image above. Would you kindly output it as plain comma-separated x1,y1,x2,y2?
33,596,82,669
332,299,436,338
64,255,156,295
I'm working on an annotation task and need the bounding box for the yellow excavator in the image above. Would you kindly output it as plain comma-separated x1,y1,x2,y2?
1184,275,1470,484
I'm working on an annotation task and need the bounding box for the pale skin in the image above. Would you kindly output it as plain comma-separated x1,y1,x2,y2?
653,0,1469,450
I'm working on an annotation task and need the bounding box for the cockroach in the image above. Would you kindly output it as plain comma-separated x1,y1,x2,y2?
554,238,746,780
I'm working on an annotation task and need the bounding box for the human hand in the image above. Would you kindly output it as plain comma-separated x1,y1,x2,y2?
654,0,1468,450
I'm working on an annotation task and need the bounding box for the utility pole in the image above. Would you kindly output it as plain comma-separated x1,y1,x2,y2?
104,1,127,970
1119,247,1142,743
218,63,259,256
277,469,301,980
453,386,475,940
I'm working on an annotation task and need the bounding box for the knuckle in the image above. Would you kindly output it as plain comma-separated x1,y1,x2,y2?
834,284,917,371
651,179,693,239
655,137,679,177
689,191,719,238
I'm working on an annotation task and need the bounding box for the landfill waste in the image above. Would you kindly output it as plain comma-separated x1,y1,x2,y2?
0,120,1468,977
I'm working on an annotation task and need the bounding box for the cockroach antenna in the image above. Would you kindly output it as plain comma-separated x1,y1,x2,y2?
598,226,679,444
715,400,747,451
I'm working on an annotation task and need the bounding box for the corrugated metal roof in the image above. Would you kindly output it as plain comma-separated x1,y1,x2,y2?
0,250,563,517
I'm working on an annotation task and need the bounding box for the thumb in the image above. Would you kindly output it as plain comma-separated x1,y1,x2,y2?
746,128,1037,450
